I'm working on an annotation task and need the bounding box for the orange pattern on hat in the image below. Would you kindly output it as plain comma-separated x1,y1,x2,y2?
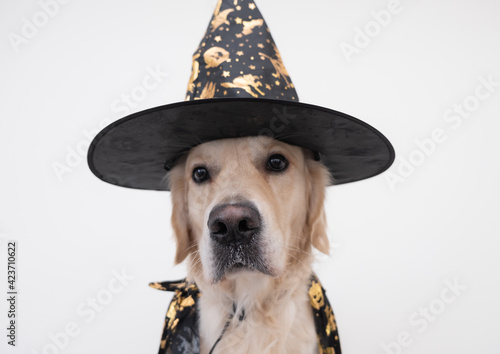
184,0,298,102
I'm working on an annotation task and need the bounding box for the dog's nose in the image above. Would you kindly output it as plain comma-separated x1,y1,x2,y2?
208,203,261,246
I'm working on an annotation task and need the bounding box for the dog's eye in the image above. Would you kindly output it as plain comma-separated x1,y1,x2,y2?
266,154,288,172
192,167,210,183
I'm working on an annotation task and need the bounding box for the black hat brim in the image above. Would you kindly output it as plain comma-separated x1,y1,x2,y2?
87,98,395,191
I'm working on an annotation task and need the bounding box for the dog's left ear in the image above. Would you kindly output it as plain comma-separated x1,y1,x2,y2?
166,158,193,264
305,156,331,255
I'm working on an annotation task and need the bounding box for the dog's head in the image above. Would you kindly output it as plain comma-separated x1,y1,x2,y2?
167,136,330,284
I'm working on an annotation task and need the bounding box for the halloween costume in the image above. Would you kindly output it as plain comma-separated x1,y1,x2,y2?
149,274,341,354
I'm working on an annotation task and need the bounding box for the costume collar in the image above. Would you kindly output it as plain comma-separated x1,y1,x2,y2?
149,274,341,354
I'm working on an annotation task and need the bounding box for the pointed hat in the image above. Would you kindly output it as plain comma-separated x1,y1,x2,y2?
88,0,395,191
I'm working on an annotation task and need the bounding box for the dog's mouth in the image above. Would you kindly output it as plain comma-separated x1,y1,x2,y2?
227,245,256,271
211,242,272,282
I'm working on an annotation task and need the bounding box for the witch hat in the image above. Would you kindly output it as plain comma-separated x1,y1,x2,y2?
87,0,394,191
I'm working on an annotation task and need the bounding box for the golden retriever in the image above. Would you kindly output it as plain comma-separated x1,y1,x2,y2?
167,135,331,354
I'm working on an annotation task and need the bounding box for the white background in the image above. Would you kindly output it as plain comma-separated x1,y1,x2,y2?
1,0,499,353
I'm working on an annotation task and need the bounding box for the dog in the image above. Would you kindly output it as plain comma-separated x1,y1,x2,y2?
166,135,332,354
85,1,391,352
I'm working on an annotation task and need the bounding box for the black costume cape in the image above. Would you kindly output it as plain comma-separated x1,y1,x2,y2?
150,274,341,353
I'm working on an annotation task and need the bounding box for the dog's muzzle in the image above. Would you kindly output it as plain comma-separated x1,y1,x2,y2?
207,202,270,281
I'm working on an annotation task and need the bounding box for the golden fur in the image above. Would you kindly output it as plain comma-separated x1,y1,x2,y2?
167,136,331,354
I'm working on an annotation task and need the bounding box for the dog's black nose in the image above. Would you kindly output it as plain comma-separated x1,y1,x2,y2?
208,203,261,246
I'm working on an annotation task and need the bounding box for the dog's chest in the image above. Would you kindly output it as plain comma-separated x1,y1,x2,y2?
198,294,318,354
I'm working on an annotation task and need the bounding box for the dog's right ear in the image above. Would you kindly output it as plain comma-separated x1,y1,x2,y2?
167,158,192,264
305,156,331,255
